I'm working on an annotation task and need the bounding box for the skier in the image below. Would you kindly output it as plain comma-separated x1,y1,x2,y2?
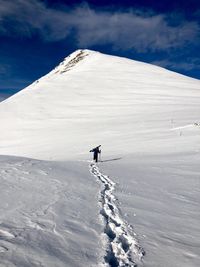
90,145,101,162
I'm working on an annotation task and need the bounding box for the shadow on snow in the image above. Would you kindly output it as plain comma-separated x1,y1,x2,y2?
100,157,122,163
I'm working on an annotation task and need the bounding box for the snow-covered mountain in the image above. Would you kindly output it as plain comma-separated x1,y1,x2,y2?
0,50,200,267
0,49,199,160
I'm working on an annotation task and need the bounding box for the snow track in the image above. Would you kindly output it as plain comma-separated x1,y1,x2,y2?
90,163,144,267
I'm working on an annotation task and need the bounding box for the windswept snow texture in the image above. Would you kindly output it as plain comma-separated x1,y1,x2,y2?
0,156,103,267
0,50,200,266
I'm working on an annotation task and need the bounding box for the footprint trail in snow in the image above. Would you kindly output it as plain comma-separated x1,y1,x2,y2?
90,163,145,267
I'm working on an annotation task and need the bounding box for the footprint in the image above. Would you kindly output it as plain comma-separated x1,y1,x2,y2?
90,163,144,266
0,245,8,253
0,229,15,240
26,219,45,231
37,170,48,176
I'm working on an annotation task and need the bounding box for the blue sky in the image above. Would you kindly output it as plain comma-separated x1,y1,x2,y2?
0,0,200,98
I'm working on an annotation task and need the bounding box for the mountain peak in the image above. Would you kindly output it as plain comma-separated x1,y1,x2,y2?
52,49,101,75
53,49,90,74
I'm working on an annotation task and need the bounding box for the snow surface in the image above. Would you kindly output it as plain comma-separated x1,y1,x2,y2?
0,156,104,267
90,163,144,266
0,49,200,266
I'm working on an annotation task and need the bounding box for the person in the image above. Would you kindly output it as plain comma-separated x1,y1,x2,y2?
90,145,101,162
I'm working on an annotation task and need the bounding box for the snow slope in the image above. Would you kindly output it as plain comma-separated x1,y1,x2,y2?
0,49,199,160
0,50,200,266
0,156,103,267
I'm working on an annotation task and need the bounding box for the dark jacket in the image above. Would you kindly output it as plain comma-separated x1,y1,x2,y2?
90,145,101,162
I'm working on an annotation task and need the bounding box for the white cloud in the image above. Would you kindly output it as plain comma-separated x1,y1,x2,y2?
0,0,199,52
72,8,199,52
